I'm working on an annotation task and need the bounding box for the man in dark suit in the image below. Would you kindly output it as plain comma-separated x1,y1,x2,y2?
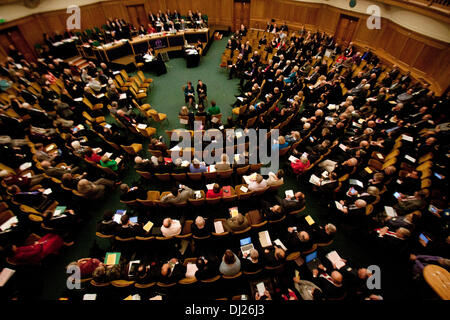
276,192,306,213
160,258,187,283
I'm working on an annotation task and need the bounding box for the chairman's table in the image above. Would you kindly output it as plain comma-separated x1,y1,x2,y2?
52,36,79,59
91,28,209,63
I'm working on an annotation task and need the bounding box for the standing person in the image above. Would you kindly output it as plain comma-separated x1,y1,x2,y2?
184,81,195,103
197,79,207,107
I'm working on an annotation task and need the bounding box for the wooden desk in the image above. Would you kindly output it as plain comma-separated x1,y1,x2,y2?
91,29,209,62
423,264,450,300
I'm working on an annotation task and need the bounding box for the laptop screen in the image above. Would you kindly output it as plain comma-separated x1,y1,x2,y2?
305,251,318,263
129,216,138,224
240,237,252,246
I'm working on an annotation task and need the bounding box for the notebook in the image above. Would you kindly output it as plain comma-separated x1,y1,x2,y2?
240,185,248,193
305,215,315,226
104,252,121,265
288,155,299,163
240,237,254,255
53,206,67,217
83,294,97,300
305,251,321,272
143,221,154,232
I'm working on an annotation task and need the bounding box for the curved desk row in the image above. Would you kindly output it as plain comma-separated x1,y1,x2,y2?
85,28,209,63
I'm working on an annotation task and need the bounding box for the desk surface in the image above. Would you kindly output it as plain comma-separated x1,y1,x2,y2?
423,264,450,300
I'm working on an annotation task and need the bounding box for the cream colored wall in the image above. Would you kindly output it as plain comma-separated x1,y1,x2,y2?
0,0,449,42
0,0,108,21
293,0,450,42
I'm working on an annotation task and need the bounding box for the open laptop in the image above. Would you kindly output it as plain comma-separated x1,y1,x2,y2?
305,251,322,272
240,237,254,256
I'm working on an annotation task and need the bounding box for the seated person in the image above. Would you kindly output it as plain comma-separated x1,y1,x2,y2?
160,258,186,283
133,262,160,284
115,214,142,238
311,223,337,244
206,183,223,199
35,143,58,162
195,256,219,280
134,156,154,172
272,136,290,151
291,154,310,175
248,174,268,191
160,217,182,237
100,155,118,171
77,178,115,200
219,249,241,276
67,258,102,279
160,185,195,204
189,158,207,173
336,199,367,217
5,233,64,265
259,199,284,221
96,210,119,235
310,268,347,300
0,170,44,189
224,212,250,232
7,185,53,211
276,191,306,213
266,169,284,187
84,147,102,163
393,190,427,215
60,172,88,189
41,160,78,179
285,228,314,252
191,216,212,238
241,249,263,272
214,154,231,171
262,244,286,267
119,184,147,202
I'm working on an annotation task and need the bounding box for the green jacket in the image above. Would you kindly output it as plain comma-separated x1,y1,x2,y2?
100,159,118,171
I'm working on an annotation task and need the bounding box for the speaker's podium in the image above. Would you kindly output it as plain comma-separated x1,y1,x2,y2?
184,46,200,68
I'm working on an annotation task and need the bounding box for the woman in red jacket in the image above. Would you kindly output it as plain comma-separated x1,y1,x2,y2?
84,147,102,163
7,233,64,265
291,155,310,175
206,183,223,199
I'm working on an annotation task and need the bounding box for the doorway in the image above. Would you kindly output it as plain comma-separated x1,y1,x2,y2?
233,0,251,33
334,14,359,46
0,26,35,62
126,4,148,28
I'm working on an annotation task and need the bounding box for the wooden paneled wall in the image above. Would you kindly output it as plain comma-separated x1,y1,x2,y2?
249,0,449,94
0,0,448,94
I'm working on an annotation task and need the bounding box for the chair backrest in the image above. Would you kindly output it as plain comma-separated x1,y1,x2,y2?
218,169,233,179
154,173,171,181
206,197,221,205
187,172,203,181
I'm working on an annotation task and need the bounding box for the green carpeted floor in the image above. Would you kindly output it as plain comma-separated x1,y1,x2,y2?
35,37,409,300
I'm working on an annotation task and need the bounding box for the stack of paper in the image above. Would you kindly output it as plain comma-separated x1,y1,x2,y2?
256,282,266,296
150,295,163,300
0,268,15,287
285,190,294,198
229,207,239,217
0,216,18,232
289,155,299,163
206,183,215,190
259,230,272,248
194,191,202,199
83,294,97,300
185,263,199,278
137,124,147,130
274,239,287,251
309,174,321,186
104,152,113,158
53,206,67,218
385,206,397,217
326,251,346,269
335,201,345,211
19,162,32,171
240,186,249,193
349,179,364,188
214,220,225,234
